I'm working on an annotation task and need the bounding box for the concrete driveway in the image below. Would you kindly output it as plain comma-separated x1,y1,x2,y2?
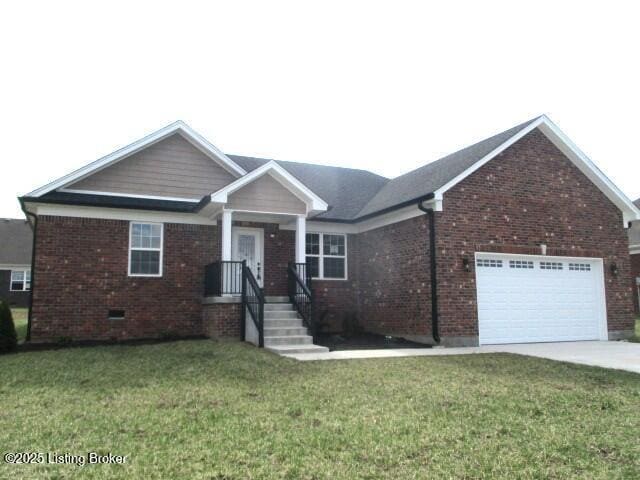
285,341,640,374
488,341,640,374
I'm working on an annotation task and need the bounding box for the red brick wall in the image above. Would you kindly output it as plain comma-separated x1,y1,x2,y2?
631,254,640,315
203,303,241,338
355,219,431,336
311,234,360,332
436,129,635,342
31,216,217,342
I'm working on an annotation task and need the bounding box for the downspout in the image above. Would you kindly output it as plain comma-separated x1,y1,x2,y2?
418,200,440,344
19,198,37,342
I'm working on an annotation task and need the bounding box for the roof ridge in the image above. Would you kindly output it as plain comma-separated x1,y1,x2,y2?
226,154,390,180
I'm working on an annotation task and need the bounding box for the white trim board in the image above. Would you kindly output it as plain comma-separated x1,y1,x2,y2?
24,202,217,226
0,264,31,271
210,160,328,213
59,189,202,203
434,115,640,226
26,121,246,197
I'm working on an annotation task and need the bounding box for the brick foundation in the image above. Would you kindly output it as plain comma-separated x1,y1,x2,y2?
203,302,242,338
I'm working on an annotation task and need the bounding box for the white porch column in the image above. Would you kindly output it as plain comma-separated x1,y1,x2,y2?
295,215,306,264
221,210,232,261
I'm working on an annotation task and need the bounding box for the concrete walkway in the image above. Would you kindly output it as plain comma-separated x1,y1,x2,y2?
283,341,640,374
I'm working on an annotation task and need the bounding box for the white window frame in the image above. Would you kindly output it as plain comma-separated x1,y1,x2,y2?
306,232,348,280
128,222,164,277
9,269,31,291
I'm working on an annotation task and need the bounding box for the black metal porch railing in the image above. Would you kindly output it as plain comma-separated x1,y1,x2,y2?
204,261,244,296
243,263,265,347
288,262,314,340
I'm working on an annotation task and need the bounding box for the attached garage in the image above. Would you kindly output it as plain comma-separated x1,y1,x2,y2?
475,253,607,345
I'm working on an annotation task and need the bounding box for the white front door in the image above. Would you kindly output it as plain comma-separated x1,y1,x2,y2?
232,227,264,287
475,253,607,345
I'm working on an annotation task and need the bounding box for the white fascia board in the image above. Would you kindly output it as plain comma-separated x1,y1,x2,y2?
59,188,202,203
630,244,640,255
536,117,640,226
0,264,31,271
26,121,246,197
210,160,329,212
434,115,640,227
24,202,217,226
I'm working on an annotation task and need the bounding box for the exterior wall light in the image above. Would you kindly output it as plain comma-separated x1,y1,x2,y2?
610,262,619,276
462,257,471,272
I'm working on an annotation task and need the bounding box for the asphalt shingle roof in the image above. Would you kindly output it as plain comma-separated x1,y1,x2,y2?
228,156,389,221
355,118,540,218
0,218,33,265
229,117,540,221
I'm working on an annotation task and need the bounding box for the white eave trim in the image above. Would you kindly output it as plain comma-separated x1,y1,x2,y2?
26,120,246,197
433,115,640,227
209,160,329,213
630,244,640,255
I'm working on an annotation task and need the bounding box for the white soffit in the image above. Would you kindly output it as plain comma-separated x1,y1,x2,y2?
26,121,246,197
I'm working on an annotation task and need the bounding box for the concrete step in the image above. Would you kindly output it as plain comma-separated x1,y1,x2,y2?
264,303,294,311
264,335,313,346
264,318,303,328
265,296,289,303
266,344,330,355
264,310,299,319
264,326,308,337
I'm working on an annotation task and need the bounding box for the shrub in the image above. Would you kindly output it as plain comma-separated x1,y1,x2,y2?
0,300,18,353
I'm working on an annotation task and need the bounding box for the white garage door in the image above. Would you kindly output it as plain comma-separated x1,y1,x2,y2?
475,253,607,345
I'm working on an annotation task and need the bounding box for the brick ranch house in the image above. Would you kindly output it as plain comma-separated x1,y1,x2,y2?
19,116,640,352
630,198,640,315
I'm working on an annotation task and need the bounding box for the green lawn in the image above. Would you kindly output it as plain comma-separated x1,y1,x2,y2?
10,308,28,342
0,341,639,479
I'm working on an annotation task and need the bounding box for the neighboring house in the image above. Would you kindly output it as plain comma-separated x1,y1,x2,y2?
0,218,33,307
19,116,640,351
629,198,640,315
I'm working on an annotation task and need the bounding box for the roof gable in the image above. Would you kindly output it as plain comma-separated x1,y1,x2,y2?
210,161,328,213
26,121,246,197
64,133,236,200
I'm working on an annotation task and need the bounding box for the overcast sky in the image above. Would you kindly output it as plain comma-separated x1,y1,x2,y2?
1,1,639,218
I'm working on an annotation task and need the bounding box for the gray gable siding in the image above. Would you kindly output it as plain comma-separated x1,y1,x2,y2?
227,174,306,214
69,134,236,199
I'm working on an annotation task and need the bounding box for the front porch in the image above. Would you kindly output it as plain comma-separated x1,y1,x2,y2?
200,210,326,354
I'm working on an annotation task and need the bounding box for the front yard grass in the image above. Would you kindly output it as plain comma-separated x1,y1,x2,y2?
0,341,638,479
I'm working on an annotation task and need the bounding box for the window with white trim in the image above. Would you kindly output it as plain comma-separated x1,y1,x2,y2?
305,233,347,280
129,222,163,276
10,269,30,291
